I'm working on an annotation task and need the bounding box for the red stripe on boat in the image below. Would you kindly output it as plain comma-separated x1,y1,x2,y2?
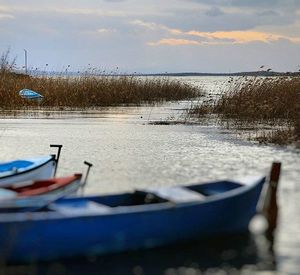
7,174,82,197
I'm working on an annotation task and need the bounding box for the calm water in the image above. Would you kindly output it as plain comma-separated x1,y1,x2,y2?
0,76,299,274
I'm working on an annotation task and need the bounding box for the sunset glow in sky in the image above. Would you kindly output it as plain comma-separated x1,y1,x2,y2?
1,0,300,73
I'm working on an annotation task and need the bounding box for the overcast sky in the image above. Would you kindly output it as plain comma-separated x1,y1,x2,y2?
1,0,300,73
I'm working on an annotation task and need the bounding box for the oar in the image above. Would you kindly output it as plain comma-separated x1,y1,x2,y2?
50,144,63,177
30,161,93,211
80,161,93,194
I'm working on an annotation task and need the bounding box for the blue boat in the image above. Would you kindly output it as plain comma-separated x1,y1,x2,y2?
0,145,62,187
19,89,44,100
0,175,265,263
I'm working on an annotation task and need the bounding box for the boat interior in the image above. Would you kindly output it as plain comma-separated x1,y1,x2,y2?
0,160,33,173
5,174,82,197
45,181,244,214
0,180,245,214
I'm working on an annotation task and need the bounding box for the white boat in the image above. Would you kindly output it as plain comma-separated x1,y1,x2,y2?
0,145,62,187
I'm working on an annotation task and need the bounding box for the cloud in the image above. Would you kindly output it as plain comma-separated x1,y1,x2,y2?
145,22,300,46
165,5,297,32
96,28,116,33
205,6,224,17
1,0,300,72
131,19,163,30
188,0,300,9
130,19,182,35
186,30,300,44
148,38,200,46
0,13,14,20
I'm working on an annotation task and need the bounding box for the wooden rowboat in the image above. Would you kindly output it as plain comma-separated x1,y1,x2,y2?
0,175,266,263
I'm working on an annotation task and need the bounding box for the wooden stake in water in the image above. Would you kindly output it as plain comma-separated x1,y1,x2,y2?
263,162,281,233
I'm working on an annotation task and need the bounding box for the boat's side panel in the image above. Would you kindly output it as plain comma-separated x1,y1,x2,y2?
0,160,56,186
0,179,82,211
39,178,82,197
0,178,264,262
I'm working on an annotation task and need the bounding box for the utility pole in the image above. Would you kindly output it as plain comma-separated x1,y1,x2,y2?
23,49,27,74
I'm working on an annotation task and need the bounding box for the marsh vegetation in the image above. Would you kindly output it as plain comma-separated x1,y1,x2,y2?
191,76,300,146
0,50,198,109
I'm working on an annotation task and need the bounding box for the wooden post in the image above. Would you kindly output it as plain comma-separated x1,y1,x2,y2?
263,162,281,234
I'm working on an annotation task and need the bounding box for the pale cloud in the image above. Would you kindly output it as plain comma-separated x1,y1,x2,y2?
131,19,161,30
185,30,300,44
149,30,300,46
131,19,178,33
0,5,14,19
148,38,200,46
0,5,11,12
52,8,127,17
0,3,167,19
96,28,116,34
135,19,300,45
131,19,182,35
0,13,14,19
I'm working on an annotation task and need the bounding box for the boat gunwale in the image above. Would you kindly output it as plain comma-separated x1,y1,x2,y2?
0,176,265,222
15,173,83,196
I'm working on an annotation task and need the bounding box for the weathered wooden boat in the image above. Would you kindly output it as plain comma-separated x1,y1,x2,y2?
0,175,266,263
0,145,62,187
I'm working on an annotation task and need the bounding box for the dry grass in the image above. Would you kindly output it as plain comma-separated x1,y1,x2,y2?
256,128,296,145
214,76,300,121
0,49,198,109
191,76,300,146
0,73,198,109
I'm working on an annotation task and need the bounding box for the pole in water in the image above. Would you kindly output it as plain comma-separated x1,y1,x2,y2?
263,162,281,234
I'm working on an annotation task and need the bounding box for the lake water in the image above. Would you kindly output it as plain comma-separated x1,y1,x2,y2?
0,76,299,274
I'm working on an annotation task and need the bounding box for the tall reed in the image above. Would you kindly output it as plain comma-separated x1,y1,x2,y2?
215,76,300,121
0,73,198,109
191,76,300,145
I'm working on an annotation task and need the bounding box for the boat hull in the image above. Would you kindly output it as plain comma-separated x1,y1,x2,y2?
0,176,82,212
0,156,56,187
0,177,264,263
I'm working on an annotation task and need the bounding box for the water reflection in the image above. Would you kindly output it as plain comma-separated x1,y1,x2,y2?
1,232,276,275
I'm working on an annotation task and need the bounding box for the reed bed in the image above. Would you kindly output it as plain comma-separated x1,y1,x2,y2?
0,73,198,109
215,76,300,121
191,76,300,146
